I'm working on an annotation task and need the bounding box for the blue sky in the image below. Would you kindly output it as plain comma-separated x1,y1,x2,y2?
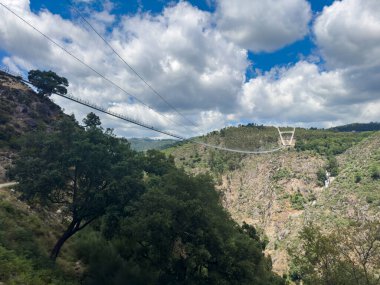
28,0,333,74
1,0,379,138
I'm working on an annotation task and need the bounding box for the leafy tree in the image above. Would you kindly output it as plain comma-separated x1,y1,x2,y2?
289,222,380,285
78,167,284,285
327,156,339,176
28,69,69,97
83,112,101,128
8,114,143,260
316,168,326,186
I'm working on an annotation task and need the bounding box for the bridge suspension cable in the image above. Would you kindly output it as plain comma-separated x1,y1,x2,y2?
0,2,194,135
66,0,198,128
1,66,287,154
55,91,286,154
0,3,291,154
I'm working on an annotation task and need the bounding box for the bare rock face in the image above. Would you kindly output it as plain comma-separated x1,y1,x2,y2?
217,151,325,274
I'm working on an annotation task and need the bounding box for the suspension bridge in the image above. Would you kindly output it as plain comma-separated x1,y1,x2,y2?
0,2,296,154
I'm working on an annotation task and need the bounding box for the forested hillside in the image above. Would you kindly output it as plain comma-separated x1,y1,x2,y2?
329,122,380,132
166,125,380,284
0,71,283,284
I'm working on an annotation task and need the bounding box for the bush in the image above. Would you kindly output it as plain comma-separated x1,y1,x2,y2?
272,168,291,181
290,193,305,210
370,166,380,180
0,112,10,124
316,168,325,186
327,156,339,176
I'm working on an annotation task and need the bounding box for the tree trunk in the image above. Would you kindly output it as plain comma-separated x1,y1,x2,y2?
50,219,78,261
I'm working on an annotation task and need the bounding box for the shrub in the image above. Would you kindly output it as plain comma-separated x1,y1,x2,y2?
370,166,380,180
316,168,325,186
354,174,362,183
290,193,305,210
272,168,291,181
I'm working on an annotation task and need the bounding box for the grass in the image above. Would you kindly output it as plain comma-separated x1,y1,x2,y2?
0,189,78,284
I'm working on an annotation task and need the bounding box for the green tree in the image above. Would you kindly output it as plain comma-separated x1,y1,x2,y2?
83,112,101,128
78,167,284,285
289,222,380,285
327,156,339,176
8,114,143,260
28,69,69,97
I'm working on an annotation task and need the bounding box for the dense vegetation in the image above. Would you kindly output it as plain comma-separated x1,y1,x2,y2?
329,122,380,132
4,110,283,284
0,189,77,284
76,167,283,285
295,128,372,156
289,221,380,285
2,70,380,284
8,113,144,260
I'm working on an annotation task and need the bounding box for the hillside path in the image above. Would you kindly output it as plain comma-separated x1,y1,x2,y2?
0,181,18,189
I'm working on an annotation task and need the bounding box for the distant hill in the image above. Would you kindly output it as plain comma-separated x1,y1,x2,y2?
128,137,178,151
329,122,380,132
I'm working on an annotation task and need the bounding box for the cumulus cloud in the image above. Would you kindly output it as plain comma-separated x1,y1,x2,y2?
1,0,379,139
239,60,380,126
237,0,380,127
215,0,311,52
112,2,248,113
314,0,380,68
0,0,248,138
240,62,344,124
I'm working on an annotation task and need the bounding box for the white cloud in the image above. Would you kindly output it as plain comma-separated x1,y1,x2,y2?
112,2,248,113
237,0,380,127
215,0,311,52
0,0,248,138
314,0,380,68
1,0,379,140
239,61,380,126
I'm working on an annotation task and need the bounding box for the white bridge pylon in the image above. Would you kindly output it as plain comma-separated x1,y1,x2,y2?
276,127,296,146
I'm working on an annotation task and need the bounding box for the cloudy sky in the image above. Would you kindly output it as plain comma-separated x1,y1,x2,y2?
0,0,379,139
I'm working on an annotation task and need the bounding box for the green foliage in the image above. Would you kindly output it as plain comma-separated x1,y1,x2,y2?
289,222,380,285
290,193,305,210
8,114,144,260
28,69,68,97
0,246,75,285
370,165,380,180
316,168,326,186
295,129,372,156
0,112,10,124
272,168,292,181
77,167,283,284
0,196,77,284
329,122,380,132
326,156,339,176
354,173,362,183
82,112,101,128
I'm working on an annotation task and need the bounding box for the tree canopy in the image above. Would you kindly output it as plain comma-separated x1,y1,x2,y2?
289,222,380,285
76,160,284,285
28,69,69,97
9,113,144,260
